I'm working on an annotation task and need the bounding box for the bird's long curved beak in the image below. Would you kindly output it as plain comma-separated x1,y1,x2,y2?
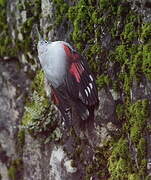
34,24,43,41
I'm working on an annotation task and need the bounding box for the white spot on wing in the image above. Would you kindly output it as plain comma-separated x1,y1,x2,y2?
87,86,91,94
85,89,88,97
80,64,84,70
89,75,93,81
89,83,93,89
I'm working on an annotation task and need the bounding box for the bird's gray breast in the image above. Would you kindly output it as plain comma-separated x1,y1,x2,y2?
39,43,67,88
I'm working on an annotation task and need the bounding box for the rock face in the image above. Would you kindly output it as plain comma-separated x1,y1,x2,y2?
0,0,151,179
0,58,30,180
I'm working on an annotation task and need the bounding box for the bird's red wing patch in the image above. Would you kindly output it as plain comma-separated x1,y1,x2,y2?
51,89,59,104
63,44,72,58
69,62,84,83
63,44,80,60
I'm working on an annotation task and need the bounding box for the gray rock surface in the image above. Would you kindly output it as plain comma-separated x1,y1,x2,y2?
0,58,30,179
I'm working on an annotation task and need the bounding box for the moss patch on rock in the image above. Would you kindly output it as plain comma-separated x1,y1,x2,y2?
0,0,41,60
109,99,149,179
8,159,23,180
22,70,58,140
0,0,13,56
1,0,151,179
52,0,151,179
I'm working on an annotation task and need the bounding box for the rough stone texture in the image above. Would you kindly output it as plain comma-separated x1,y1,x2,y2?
0,58,30,179
49,146,77,180
40,0,54,39
129,0,151,22
23,134,51,180
96,89,115,123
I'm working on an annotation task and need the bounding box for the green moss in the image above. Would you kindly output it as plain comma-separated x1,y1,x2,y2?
86,164,93,174
142,42,151,80
109,138,131,179
52,1,150,179
68,0,106,72
122,22,137,42
8,159,23,180
146,176,151,180
85,144,111,180
130,46,143,80
52,0,69,26
22,70,49,126
128,174,141,180
16,129,25,155
99,0,109,9
108,99,149,179
141,23,151,42
129,99,149,144
116,104,125,122
96,75,110,88
17,129,25,147
0,0,41,58
22,70,48,122
0,0,148,179
114,45,129,63
69,0,90,44
22,70,58,139
111,138,129,159
8,167,17,180
0,0,14,56
0,0,5,6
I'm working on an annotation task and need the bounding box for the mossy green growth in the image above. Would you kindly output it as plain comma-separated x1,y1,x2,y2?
0,0,5,6
8,165,17,180
22,70,57,137
52,0,69,26
68,0,105,72
17,129,25,147
114,45,129,64
0,0,41,58
22,70,49,126
22,70,58,139
129,99,149,144
0,0,13,56
141,23,151,42
108,99,149,180
109,99,149,179
85,142,111,180
116,104,125,122
99,0,110,9
96,74,110,88
68,0,91,46
142,42,151,80
8,159,23,180
109,138,131,179
122,22,137,43
18,0,41,60
16,129,25,154
128,174,141,180
51,1,151,179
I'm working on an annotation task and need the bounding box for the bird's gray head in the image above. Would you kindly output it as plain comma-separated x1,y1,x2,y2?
33,24,49,55
37,39,49,54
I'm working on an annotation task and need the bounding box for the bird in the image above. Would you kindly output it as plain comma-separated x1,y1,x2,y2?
37,34,99,127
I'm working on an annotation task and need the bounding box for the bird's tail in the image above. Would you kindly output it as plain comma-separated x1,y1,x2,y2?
73,101,95,130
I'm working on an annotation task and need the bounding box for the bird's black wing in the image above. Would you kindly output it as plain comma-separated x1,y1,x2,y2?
51,86,72,126
63,44,99,106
